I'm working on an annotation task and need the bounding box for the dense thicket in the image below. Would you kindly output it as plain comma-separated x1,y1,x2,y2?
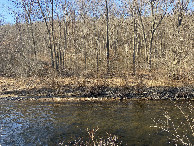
0,0,193,81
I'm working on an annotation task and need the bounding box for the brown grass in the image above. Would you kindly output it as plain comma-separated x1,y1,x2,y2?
0,73,193,94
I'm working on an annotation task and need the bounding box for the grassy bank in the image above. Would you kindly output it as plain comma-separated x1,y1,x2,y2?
0,74,193,101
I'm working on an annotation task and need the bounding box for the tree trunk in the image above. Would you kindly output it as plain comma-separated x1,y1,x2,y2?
149,0,154,71
37,0,54,68
105,0,110,75
51,0,58,71
133,16,137,76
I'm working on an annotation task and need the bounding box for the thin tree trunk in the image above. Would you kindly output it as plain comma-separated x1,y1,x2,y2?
105,0,110,75
137,6,147,62
96,48,99,76
51,0,58,71
84,49,87,71
64,17,68,69
149,34,154,70
133,16,137,76
59,19,63,72
149,0,154,70
23,1,36,57
37,0,54,68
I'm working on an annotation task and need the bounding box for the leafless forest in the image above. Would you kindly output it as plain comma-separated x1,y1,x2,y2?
0,0,193,82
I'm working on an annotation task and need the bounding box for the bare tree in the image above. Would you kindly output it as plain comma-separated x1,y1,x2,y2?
37,0,54,68
105,0,110,75
22,0,37,57
1,0,193,79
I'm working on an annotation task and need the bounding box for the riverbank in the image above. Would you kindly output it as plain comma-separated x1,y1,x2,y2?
0,76,193,101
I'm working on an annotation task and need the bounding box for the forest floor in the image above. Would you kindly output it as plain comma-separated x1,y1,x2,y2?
0,76,193,101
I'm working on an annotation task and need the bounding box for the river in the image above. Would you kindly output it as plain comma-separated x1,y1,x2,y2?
0,99,193,145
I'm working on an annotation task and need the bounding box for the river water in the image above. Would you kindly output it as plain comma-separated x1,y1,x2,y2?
0,99,193,145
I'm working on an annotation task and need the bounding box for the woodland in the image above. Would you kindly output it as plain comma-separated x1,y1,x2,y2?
0,0,193,100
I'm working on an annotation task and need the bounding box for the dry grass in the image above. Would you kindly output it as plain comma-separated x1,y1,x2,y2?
59,127,122,145
151,100,194,145
0,69,193,100
0,73,193,94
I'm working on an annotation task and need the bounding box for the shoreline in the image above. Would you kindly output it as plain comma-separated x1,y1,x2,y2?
0,77,193,101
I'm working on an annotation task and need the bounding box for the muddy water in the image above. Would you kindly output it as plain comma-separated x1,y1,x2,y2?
0,99,193,145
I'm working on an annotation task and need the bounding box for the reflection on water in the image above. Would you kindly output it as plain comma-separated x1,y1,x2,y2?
0,99,193,145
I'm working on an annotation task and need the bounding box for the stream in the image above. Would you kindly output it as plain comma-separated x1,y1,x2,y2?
0,99,193,145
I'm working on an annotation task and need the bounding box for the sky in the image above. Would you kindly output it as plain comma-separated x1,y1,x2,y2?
0,0,15,24
0,0,193,24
